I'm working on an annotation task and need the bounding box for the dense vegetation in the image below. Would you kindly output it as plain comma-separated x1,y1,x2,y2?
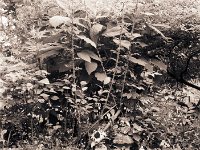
0,0,200,149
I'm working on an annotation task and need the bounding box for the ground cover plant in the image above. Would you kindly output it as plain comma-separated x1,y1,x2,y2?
0,0,200,149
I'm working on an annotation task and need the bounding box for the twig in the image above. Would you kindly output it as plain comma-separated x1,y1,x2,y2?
86,104,117,134
100,2,126,116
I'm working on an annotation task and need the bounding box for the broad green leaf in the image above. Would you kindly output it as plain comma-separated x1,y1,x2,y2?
102,26,128,37
113,39,131,49
77,35,97,48
49,16,71,28
77,51,91,62
85,61,98,75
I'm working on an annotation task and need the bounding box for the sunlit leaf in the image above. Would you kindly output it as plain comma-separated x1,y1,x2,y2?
63,86,70,89
126,33,142,40
160,140,170,148
95,72,107,82
90,23,105,44
77,50,101,62
113,39,131,49
131,133,141,142
85,61,98,75
95,72,111,84
145,63,154,72
77,35,97,48
102,26,128,37
38,78,50,85
80,81,87,85
0,100,6,110
129,56,147,66
104,76,111,84
141,12,154,16
86,50,101,61
133,123,144,132
51,96,59,101
77,51,91,62
82,87,88,91
38,99,45,103
40,93,49,100
36,89,43,94
26,83,33,90
49,16,71,28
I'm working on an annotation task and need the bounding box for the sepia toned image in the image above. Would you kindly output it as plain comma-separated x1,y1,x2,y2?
0,0,200,149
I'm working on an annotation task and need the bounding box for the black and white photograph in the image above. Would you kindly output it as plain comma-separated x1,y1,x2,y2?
0,0,200,149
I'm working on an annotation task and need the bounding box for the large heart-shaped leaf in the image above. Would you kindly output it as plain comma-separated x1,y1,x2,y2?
85,61,98,75
77,35,97,48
